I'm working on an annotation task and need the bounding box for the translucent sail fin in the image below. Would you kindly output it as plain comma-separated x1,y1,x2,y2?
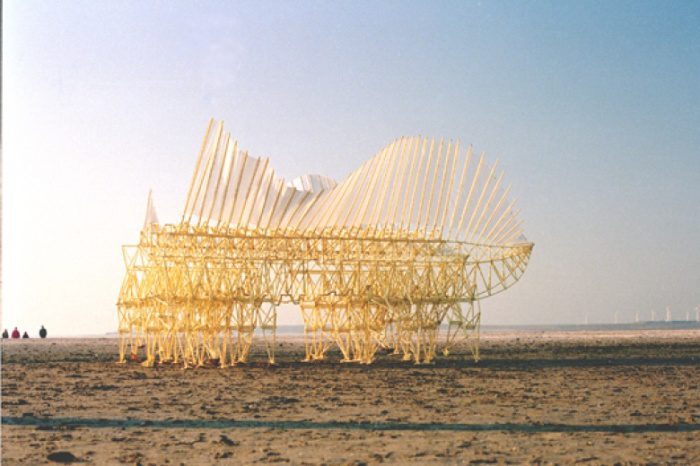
143,189,159,229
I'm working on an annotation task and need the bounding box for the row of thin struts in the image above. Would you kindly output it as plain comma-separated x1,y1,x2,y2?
117,302,480,368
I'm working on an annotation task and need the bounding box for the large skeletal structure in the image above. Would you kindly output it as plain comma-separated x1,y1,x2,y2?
117,119,533,367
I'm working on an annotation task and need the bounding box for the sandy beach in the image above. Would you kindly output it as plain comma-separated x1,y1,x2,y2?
2,329,699,464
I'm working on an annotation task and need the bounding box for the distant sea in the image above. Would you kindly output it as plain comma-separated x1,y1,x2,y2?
96,321,700,338
478,321,700,333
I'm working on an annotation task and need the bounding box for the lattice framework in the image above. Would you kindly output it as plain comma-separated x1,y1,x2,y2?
117,119,533,367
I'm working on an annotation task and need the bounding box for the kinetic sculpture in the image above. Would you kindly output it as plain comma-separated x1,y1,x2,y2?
117,119,533,367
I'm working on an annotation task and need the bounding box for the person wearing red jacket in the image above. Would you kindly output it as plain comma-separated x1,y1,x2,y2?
11,327,20,338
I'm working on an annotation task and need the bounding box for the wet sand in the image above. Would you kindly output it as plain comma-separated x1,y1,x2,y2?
2,330,699,464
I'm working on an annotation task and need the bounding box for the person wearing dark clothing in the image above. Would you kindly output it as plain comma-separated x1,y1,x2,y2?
39,326,47,339
11,327,20,339
2,329,8,338
22,331,29,339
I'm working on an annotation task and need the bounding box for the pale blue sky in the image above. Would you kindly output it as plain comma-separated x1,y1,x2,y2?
3,1,699,335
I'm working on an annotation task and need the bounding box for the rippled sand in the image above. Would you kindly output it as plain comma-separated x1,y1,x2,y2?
2,330,699,464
